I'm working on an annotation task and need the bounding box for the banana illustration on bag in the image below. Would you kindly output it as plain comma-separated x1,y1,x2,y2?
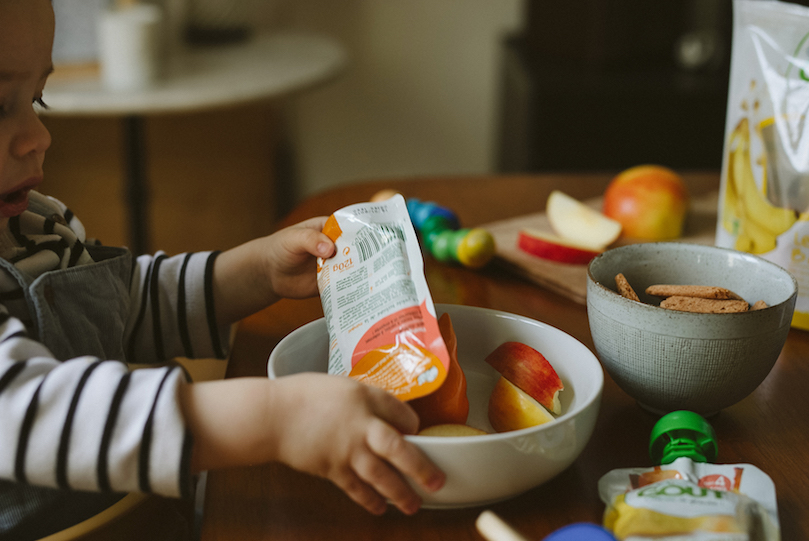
722,118,797,254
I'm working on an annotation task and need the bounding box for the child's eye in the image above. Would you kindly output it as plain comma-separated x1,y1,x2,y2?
34,97,49,110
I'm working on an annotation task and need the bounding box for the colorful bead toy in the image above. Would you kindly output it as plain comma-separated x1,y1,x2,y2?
371,191,496,268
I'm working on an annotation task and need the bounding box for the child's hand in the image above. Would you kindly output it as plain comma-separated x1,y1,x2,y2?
213,217,335,325
258,216,335,300
268,373,445,515
181,374,446,515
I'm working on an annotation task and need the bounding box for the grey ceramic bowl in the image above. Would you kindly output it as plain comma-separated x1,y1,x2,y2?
586,242,797,415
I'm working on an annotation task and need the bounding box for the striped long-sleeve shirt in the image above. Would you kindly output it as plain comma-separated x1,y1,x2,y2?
0,192,229,501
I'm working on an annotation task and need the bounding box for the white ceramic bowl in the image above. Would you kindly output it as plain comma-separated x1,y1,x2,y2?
268,304,603,508
587,242,797,416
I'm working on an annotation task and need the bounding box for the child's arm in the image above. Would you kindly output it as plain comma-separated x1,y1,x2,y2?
124,217,331,364
211,217,335,326
179,373,445,515
183,217,445,514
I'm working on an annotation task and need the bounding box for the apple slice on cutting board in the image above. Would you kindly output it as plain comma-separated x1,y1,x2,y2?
485,341,563,415
546,190,622,248
517,229,601,265
516,190,621,265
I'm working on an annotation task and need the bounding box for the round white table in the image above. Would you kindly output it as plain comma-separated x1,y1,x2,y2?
42,31,347,254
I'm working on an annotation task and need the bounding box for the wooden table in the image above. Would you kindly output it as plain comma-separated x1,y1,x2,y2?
200,173,809,540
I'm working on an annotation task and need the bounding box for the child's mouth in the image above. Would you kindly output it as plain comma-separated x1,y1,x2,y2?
0,187,32,217
2,188,28,204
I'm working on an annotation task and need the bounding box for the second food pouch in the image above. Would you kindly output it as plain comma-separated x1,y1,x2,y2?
599,411,780,540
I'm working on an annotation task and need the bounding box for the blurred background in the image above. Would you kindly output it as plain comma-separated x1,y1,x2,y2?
38,0,809,387
43,0,794,256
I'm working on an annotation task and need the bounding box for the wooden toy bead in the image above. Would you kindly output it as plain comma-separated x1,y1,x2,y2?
370,192,496,268
421,215,455,251
370,189,400,202
430,229,469,263
457,228,496,269
407,198,459,230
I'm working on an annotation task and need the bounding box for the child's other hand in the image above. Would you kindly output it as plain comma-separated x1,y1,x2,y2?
260,216,335,300
213,216,335,325
269,373,445,515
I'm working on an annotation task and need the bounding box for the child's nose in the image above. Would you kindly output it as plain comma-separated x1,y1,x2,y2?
13,109,52,159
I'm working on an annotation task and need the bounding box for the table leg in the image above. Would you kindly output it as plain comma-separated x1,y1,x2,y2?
122,115,150,255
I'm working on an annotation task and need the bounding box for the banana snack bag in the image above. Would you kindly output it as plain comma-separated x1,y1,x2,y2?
316,194,450,400
716,0,809,328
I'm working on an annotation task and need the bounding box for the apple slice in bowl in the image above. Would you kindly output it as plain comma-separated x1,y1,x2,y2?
484,341,563,414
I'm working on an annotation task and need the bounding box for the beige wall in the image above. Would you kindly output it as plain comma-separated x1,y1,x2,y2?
260,0,525,199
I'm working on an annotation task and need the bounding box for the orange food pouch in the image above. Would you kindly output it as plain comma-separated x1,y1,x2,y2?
317,195,451,402
409,313,469,429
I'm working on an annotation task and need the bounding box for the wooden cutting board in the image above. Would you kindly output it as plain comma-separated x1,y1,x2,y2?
481,191,720,304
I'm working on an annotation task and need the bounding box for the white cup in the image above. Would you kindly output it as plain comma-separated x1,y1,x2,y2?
97,4,164,91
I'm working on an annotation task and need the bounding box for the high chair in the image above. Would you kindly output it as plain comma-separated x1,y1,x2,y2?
36,493,193,541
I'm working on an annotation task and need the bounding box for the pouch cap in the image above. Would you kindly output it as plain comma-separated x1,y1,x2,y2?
649,410,718,465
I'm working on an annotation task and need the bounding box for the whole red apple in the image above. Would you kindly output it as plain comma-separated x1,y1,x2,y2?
602,165,689,240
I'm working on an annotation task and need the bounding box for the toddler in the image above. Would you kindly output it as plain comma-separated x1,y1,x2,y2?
0,0,444,538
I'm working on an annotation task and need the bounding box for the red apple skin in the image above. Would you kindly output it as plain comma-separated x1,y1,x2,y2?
517,230,600,265
485,341,563,414
602,165,689,241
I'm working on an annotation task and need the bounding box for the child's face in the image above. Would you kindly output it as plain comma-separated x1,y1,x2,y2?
0,0,54,228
